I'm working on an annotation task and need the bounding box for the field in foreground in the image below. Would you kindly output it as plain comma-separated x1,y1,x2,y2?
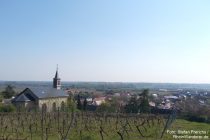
0,112,209,140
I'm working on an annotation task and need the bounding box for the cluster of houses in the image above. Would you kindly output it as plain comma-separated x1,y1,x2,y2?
2,68,210,113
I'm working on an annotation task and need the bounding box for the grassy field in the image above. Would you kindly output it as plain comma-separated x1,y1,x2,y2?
0,112,209,140
164,119,210,140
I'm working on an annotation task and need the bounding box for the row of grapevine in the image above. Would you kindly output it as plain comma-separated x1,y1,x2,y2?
0,111,167,140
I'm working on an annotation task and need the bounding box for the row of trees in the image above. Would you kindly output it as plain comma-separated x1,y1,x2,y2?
176,97,210,123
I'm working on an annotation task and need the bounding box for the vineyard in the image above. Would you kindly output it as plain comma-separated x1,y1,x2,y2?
0,111,169,140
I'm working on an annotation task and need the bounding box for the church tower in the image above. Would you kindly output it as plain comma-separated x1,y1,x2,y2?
53,65,61,90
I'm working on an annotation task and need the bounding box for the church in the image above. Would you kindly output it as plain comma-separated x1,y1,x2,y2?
12,68,69,111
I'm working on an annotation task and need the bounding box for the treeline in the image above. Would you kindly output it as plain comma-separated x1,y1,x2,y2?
176,98,210,123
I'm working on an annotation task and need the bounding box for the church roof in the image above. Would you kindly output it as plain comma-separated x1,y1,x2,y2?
12,87,68,103
29,87,68,99
12,66,68,103
14,94,31,102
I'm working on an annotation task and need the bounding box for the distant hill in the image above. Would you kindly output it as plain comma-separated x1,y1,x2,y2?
1,81,210,91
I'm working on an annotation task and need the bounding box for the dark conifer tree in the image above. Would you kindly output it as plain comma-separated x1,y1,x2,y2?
83,98,87,111
77,95,82,110
138,89,150,113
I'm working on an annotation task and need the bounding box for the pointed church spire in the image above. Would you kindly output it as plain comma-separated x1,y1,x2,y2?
55,64,59,79
53,65,61,90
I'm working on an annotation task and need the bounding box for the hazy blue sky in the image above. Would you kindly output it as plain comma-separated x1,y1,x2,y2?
0,0,210,83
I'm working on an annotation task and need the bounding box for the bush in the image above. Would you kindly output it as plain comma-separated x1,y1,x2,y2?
187,115,210,123
96,102,116,113
0,104,16,112
180,113,210,123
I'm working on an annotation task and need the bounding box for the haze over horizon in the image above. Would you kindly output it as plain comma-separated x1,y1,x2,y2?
1,1,210,83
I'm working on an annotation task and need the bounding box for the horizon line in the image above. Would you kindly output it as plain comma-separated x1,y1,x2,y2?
1,80,210,85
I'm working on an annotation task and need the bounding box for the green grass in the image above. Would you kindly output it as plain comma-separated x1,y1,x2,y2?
163,119,210,140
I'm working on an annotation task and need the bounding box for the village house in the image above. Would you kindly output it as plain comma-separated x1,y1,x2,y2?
92,97,106,106
12,67,69,111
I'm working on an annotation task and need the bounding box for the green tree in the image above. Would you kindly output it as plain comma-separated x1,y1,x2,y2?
83,98,87,111
138,89,150,113
66,96,77,112
124,89,150,113
96,102,113,113
77,95,82,110
2,85,15,99
124,96,139,113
